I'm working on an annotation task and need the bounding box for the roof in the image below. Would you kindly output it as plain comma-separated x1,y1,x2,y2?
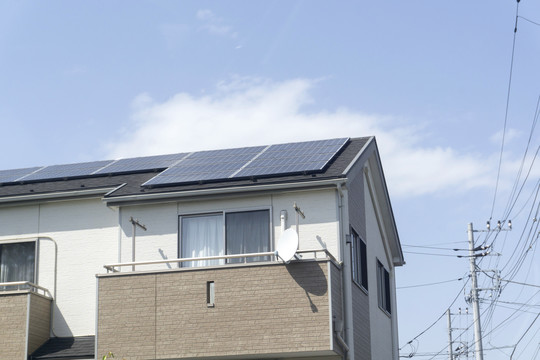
0,137,372,203
29,336,95,360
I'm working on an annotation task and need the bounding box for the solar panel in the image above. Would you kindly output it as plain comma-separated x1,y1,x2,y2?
233,138,348,178
143,146,265,186
0,167,43,183
93,153,188,175
19,160,114,182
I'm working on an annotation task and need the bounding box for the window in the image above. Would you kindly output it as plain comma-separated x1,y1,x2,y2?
376,260,391,314
0,241,36,284
351,230,368,290
180,209,270,267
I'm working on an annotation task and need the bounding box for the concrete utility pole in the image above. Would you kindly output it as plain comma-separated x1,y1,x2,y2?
468,223,484,360
447,309,454,360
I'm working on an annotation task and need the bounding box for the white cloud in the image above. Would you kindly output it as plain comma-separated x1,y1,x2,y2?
490,128,522,145
196,9,238,39
105,77,501,199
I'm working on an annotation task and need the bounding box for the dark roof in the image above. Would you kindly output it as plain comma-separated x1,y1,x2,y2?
30,336,94,360
0,137,372,201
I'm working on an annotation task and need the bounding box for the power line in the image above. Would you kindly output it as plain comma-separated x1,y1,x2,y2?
490,0,521,220
398,277,464,290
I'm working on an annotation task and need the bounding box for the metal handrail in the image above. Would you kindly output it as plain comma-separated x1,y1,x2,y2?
0,281,52,298
104,248,337,273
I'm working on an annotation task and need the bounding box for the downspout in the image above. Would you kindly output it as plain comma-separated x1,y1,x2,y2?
337,183,354,359
38,236,59,337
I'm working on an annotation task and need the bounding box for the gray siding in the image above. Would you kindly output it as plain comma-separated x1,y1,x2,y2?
347,162,371,359
352,285,371,359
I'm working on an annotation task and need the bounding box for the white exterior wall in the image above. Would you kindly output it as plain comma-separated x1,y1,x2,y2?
0,188,340,338
0,198,118,336
364,178,395,360
117,188,340,268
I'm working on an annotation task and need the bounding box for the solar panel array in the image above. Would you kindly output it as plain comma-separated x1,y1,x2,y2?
0,138,349,185
0,167,43,183
143,138,349,186
93,153,188,175
19,160,114,182
143,146,266,186
234,138,348,177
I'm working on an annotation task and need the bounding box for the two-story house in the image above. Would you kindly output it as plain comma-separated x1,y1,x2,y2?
0,136,404,360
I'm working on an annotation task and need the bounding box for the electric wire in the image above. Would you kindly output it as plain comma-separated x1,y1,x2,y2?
509,312,540,359
397,277,464,290
490,0,521,220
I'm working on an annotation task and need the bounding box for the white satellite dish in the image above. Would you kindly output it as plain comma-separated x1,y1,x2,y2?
276,228,299,263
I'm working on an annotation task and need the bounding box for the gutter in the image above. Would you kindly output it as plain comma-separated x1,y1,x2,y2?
0,187,117,206
103,178,347,205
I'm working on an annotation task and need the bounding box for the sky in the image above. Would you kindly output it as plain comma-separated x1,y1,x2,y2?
1,1,539,358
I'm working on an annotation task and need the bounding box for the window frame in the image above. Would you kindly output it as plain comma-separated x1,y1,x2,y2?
0,239,37,285
350,229,368,291
178,207,273,267
376,259,391,315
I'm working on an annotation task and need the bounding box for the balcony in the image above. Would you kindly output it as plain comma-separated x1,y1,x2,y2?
0,282,52,359
96,251,345,360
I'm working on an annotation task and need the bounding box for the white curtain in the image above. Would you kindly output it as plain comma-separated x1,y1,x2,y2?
226,210,270,263
181,214,224,267
0,242,35,284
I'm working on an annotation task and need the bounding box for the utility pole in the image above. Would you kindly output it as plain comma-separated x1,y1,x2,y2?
447,309,454,360
468,223,484,360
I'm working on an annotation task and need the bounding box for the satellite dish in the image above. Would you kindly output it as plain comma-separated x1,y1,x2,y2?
276,228,299,263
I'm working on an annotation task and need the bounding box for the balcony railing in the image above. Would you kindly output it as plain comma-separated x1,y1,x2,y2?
103,248,339,273
0,281,52,298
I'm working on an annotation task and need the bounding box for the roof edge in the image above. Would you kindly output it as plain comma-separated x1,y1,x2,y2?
104,178,347,206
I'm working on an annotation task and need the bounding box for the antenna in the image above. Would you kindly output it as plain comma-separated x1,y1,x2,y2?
130,217,147,271
275,228,299,263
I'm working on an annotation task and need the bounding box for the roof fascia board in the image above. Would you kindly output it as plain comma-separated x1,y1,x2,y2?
342,136,375,176
365,144,404,266
103,178,347,206
0,187,117,207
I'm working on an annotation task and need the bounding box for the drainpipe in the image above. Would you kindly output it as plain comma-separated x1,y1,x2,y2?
337,183,354,359
38,236,59,337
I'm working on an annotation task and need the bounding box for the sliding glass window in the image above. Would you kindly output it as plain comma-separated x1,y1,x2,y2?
180,209,270,267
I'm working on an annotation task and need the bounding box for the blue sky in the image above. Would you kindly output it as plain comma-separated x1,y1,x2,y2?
1,1,539,358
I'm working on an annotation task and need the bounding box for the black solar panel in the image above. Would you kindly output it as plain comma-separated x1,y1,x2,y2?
0,167,43,183
94,153,188,175
20,160,114,181
143,146,265,186
233,138,348,177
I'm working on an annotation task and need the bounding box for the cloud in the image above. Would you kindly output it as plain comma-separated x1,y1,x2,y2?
196,9,238,39
490,128,522,145
105,77,502,199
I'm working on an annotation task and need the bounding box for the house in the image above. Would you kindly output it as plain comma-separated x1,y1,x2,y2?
0,136,404,360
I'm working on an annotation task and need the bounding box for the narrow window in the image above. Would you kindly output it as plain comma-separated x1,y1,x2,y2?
207,281,215,307
351,230,367,290
377,260,391,314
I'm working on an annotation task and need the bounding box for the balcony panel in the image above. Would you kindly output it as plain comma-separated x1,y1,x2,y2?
97,260,343,360
0,288,51,360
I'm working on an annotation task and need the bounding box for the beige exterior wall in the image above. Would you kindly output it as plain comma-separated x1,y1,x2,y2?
97,260,340,360
0,292,51,360
28,293,52,354
0,293,28,359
